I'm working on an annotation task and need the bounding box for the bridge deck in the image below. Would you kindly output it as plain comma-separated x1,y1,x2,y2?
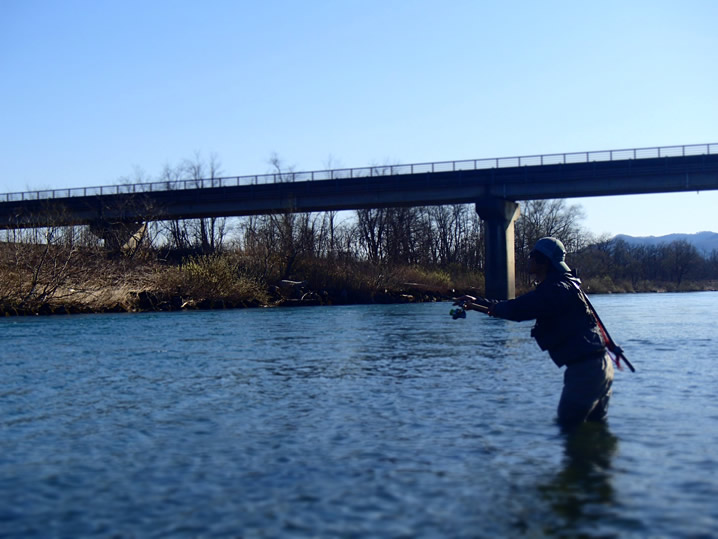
2,143,718,228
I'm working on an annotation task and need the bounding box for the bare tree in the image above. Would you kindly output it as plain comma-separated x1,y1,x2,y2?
320,156,343,258
429,204,472,265
183,152,227,253
660,240,701,286
235,154,322,280
0,212,98,312
355,208,387,263
152,153,229,254
157,163,192,251
514,199,587,282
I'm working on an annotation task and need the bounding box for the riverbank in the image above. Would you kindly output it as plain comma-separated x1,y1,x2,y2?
0,253,482,316
2,250,715,317
581,276,718,294
0,280,465,316
3,275,715,317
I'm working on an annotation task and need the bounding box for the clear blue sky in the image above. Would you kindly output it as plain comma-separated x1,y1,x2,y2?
2,0,717,237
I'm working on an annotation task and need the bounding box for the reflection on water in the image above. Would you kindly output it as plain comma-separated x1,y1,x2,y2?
539,422,619,535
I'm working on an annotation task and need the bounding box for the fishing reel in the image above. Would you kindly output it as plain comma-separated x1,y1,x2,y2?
449,306,466,320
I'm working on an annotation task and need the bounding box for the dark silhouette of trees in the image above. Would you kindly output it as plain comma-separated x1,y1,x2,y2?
662,240,702,286
573,237,715,291
514,199,588,284
356,208,387,263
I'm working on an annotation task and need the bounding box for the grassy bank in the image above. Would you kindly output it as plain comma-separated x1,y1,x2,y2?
2,247,715,316
0,250,484,316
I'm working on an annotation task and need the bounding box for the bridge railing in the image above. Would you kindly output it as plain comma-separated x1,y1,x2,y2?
3,142,717,202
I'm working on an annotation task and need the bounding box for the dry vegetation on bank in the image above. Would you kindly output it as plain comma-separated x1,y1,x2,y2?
0,245,485,316
2,241,715,317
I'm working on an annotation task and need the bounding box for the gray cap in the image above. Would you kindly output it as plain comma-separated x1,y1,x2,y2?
532,237,571,273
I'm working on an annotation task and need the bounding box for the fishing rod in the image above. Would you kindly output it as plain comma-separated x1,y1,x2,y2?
567,281,636,373
581,294,636,373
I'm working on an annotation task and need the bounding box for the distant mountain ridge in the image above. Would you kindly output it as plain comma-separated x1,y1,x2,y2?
613,231,718,254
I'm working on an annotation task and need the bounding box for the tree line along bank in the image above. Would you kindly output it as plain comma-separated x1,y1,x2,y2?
2,197,717,316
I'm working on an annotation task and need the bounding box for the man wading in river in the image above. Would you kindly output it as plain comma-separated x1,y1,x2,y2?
455,237,622,431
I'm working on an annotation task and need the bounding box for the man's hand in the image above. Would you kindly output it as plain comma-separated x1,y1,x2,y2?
453,295,492,314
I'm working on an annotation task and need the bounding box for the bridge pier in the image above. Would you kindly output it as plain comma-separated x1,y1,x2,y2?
476,198,520,300
89,221,147,252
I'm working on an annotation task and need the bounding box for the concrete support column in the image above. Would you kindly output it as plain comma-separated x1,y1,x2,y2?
89,221,147,252
475,198,520,300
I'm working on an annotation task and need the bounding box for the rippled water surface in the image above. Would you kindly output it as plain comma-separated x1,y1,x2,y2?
2,292,718,537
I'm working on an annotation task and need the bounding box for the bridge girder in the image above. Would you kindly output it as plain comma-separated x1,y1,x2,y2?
2,152,718,299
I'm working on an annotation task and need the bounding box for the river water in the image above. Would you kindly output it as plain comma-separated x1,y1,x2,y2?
2,292,717,537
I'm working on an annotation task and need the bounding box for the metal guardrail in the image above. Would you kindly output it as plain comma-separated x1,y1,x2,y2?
3,143,717,203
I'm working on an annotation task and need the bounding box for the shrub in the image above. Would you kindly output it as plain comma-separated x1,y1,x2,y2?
156,254,268,305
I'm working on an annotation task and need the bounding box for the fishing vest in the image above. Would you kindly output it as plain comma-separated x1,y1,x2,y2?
530,275,605,366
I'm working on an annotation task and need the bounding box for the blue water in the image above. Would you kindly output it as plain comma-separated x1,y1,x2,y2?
2,292,718,537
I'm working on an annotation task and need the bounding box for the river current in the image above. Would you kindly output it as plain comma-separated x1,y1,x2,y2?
2,292,718,537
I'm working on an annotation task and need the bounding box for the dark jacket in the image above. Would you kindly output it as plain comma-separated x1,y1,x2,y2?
490,272,606,367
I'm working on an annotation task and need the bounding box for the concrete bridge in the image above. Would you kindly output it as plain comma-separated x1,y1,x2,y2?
2,143,718,299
